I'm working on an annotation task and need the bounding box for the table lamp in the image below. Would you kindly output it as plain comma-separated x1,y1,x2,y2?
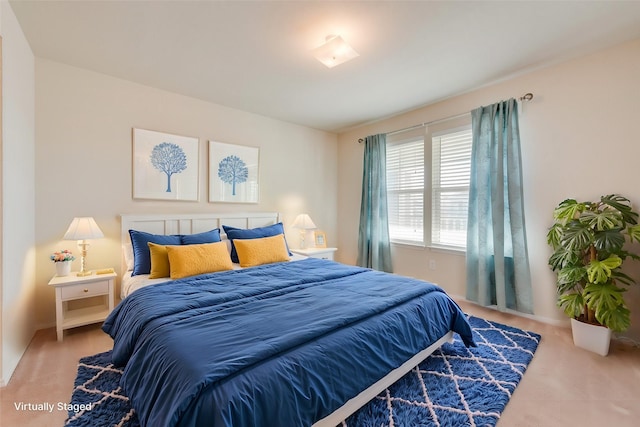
63,217,104,276
292,214,317,249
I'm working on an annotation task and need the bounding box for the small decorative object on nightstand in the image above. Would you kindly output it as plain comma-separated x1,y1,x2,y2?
291,247,337,261
313,230,327,248
48,271,115,341
50,249,76,277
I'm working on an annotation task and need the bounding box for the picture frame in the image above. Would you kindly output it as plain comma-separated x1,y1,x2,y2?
209,141,260,203
314,230,327,248
132,128,199,201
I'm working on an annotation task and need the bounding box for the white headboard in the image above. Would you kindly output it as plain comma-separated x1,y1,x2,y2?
120,212,281,273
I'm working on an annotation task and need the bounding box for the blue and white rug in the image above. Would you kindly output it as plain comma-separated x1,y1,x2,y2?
65,316,540,427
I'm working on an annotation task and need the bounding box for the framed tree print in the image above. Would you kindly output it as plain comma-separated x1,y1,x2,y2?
132,128,199,201
209,141,259,203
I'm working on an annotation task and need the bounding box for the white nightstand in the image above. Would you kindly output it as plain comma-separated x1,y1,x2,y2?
291,247,337,261
48,271,116,341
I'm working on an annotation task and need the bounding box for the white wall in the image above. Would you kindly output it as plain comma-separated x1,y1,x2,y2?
337,38,640,341
34,59,338,328
1,0,36,385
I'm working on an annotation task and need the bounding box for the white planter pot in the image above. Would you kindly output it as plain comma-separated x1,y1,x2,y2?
55,261,72,277
570,318,612,356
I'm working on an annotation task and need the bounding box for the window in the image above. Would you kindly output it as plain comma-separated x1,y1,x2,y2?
386,138,424,245
386,124,472,250
431,127,472,249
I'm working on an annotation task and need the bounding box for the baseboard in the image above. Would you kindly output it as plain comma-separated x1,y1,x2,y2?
451,295,569,328
34,321,56,331
449,295,640,349
614,334,640,347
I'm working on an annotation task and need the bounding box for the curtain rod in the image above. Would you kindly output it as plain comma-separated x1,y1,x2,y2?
358,92,534,143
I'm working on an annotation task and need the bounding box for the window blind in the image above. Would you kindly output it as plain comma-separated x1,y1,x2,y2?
386,139,424,245
431,128,472,248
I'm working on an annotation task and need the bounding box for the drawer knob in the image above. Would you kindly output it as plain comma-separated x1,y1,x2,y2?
83,288,89,293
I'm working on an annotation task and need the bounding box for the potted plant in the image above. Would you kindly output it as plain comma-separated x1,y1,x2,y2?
547,194,640,355
51,249,75,277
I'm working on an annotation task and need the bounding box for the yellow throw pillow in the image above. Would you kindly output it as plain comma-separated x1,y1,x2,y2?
148,242,171,279
233,234,290,268
166,241,233,279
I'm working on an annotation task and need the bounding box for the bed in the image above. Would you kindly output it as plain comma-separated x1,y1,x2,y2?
104,213,475,427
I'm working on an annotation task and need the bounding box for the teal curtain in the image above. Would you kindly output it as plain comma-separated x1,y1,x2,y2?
466,99,533,313
357,134,393,272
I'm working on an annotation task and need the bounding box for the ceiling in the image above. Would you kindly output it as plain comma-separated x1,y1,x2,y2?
9,0,640,133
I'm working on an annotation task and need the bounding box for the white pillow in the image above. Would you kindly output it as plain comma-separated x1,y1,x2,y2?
123,242,134,271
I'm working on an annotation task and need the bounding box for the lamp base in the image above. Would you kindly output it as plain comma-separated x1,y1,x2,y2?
299,230,307,249
77,241,92,277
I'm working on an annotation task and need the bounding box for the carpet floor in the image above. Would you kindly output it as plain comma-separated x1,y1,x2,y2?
65,315,540,427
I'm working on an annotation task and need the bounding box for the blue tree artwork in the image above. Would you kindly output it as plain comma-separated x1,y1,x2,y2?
150,142,187,192
218,155,248,196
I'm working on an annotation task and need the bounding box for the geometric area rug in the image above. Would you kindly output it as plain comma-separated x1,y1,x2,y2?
64,315,540,427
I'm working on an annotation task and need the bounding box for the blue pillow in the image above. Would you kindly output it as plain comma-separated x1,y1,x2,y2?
223,222,292,263
180,229,221,245
129,230,181,276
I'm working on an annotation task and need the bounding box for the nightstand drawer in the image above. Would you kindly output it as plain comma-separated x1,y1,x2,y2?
60,280,109,300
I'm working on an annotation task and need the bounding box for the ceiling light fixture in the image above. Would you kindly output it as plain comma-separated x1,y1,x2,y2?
313,35,359,68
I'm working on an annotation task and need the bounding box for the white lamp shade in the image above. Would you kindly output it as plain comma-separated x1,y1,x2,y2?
63,217,104,240
292,214,317,230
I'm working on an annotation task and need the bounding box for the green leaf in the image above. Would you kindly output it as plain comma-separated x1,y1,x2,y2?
579,210,621,231
557,279,585,295
548,247,580,271
596,305,631,333
553,199,583,223
593,229,625,253
612,270,636,287
546,223,563,249
584,281,630,332
584,281,625,310
625,252,640,262
557,265,586,286
586,255,622,284
628,224,640,243
557,292,585,319
561,220,593,252
556,264,586,295
601,194,639,226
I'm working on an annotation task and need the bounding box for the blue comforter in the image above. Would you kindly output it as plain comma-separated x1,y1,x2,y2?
103,258,474,427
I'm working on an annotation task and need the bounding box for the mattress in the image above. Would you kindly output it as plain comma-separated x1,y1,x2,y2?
104,258,474,427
